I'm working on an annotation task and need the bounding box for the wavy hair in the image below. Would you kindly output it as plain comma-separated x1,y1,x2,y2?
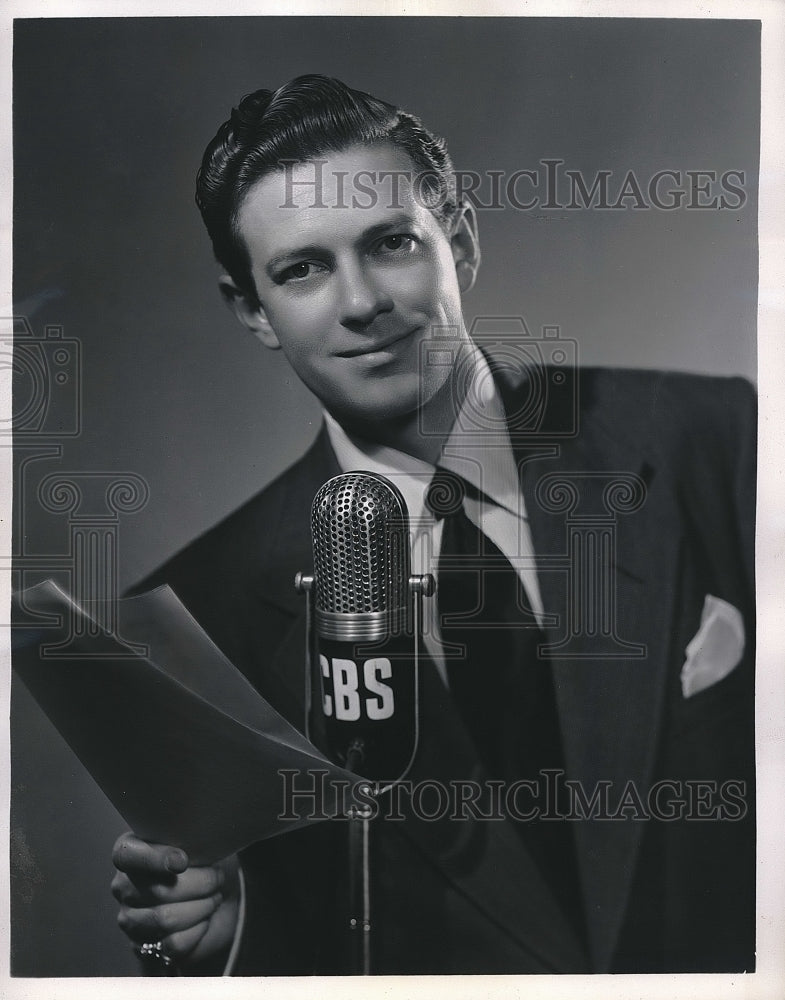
196,74,458,306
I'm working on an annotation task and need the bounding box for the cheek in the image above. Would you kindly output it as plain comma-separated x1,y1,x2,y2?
265,302,331,360
390,266,460,320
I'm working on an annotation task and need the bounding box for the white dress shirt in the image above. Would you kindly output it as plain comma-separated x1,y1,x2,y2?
324,349,544,682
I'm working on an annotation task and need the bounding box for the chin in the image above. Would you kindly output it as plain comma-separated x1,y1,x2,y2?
333,400,419,430
326,390,419,430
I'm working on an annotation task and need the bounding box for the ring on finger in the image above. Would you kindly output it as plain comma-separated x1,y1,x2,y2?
135,940,176,969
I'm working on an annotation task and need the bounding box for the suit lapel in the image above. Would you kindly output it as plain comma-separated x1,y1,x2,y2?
255,426,341,620
251,428,339,725
510,370,682,971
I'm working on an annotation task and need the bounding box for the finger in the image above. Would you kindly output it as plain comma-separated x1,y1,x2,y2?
111,870,132,903
117,894,221,943
113,864,226,906
112,834,188,878
161,920,210,960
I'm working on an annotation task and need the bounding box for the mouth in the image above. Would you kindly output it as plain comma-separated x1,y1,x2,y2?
337,327,420,359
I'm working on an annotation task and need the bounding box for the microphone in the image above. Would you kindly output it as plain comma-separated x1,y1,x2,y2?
296,472,433,782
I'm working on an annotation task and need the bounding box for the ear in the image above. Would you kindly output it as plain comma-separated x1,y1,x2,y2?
450,202,481,293
218,274,281,350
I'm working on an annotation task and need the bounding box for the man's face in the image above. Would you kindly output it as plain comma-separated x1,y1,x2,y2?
232,142,475,432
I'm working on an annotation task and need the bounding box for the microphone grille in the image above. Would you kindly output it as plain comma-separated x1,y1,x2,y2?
311,473,409,614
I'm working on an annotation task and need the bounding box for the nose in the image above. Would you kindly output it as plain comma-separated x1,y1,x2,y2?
337,258,394,330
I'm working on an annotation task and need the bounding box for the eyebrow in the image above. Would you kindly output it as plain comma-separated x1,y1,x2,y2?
265,245,326,277
263,213,420,277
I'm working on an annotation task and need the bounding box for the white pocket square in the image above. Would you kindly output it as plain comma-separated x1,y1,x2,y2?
680,595,745,699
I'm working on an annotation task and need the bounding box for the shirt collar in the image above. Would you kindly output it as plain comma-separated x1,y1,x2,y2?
324,348,524,522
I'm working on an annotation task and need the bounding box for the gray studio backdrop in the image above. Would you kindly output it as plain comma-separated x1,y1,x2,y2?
11,17,759,976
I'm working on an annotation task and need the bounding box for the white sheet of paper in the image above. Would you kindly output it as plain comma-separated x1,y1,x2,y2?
12,580,354,865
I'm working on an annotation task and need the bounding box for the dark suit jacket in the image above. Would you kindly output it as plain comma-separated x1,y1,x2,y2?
138,366,756,975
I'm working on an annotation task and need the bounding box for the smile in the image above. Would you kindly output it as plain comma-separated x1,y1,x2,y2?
337,327,420,358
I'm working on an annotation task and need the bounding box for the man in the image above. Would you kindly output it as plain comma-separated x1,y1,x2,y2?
111,75,756,976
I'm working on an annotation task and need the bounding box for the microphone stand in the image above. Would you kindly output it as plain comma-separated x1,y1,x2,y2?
340,575,433,976
345,738,372,976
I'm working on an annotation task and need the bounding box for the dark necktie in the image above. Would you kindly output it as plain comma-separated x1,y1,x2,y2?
425,468,585,936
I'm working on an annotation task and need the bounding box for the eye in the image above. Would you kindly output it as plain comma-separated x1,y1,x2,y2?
376,234,416,254
278,261,326,283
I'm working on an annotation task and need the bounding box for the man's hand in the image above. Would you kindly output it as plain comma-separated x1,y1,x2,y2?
111,832,241,973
